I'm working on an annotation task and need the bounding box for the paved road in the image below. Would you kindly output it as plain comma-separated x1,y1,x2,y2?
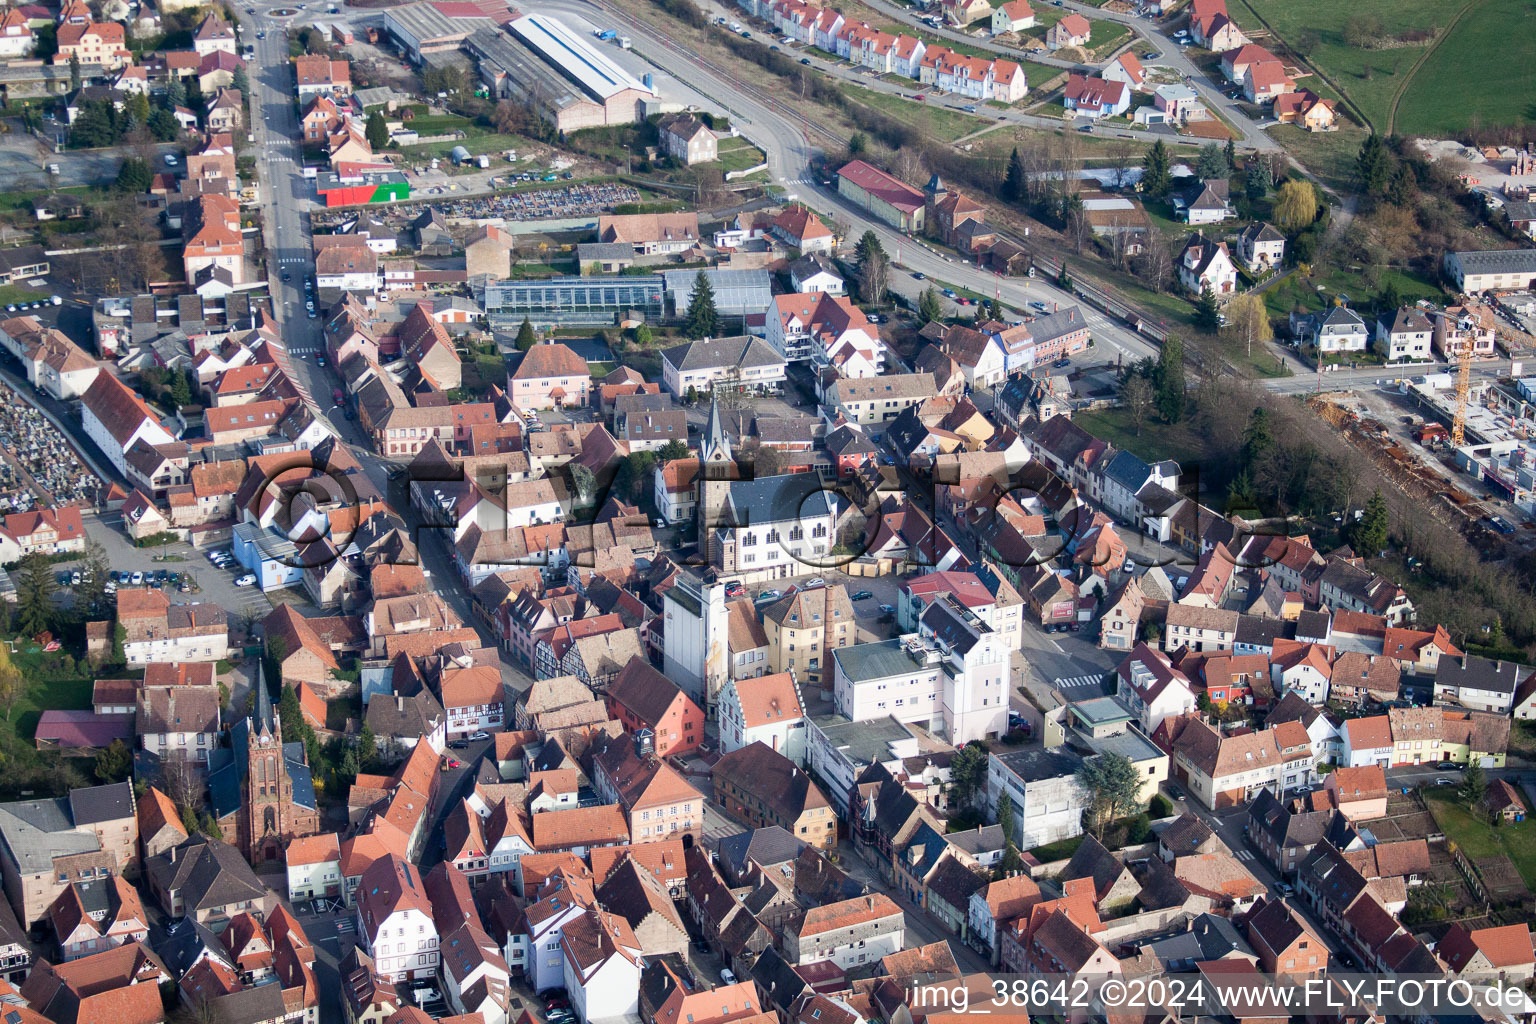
1260,359,1509,395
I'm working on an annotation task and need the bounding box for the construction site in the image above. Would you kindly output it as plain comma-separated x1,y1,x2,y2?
1307,349,1536,555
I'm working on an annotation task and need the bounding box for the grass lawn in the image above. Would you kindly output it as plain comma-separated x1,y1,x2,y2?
0,184,93,215
1260,263,1448,318
1074,407,1216,466
1225,0,1441,131
0,283,52,307
713,136,767,174
402,114,479,134
1028,834,1085,861
1423,787,1536,889
1267,124,1369,196
841,84,992,142
0,649,92,745
410,132,520,164
1395,0,1536,136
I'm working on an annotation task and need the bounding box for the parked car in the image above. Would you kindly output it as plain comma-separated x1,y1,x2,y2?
849,590,874,601
131,571,145,585
803,577,826,588
234,574,257,587
912,271,925,280
467,731,490,742
878,604,896,615
1275,882,1295,896
755,589,782,604
721,970,737,985
1434,778,1455,786
800,57,811,64
1030,301,1048,311
723,580,746,598
1054,357,1071,368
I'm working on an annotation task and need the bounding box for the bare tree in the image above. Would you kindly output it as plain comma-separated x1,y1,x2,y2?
1106,138,1135,189
1120,373,1154,435
1106,216,1133,271
161,757,201,810
893,146,927,188
1137,230,1174,293
1067,206,1091,254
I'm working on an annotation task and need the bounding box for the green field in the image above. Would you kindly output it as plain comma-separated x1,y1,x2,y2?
1260,264,1447,318
1424,787,1536,889
1395,0,1536,136
1226,0,1442,131
841,84,993,141
1074,407,1217,467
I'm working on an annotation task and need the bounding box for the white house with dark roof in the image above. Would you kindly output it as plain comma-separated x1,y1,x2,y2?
1178,232,1237,296
1235,222,1286,271
356,853,438,982
1296,305,1369,353
1376,306,1433,361
660,335,787,398
80,372,175,478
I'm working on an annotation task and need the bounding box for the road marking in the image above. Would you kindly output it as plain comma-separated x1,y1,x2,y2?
1052,672,1107,690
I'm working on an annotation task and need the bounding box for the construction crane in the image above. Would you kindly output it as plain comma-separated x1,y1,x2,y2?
1450,340,1473,447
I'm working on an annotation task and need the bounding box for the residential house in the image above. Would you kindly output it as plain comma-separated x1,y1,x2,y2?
713,742,837,850
1235,222,1286,272
1178,232,1237,296
1376,306,1434,362
1063,75,1128,119
1046,12,1090,49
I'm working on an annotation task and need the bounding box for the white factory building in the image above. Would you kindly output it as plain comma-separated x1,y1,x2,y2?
468,14,653,133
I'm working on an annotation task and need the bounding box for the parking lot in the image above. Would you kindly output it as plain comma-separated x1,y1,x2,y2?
62,511,277,627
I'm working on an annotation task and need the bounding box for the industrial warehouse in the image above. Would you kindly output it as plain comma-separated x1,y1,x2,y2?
466,13,654,132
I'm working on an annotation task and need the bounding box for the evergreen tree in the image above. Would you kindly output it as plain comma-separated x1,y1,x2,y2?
634,324,653,346
148,108,178,141
1194,283,1221,330
231,62,248,95
683,270,719,339
1001,146,1027,203
1196,143,1227,180
1388,164,1416,207
170,370,192,408
948,742,987,808
856,231,888,306
1240,407,1274,472
918,286,943,324
1379,279,1402,316
1243,164,1265,202
1155,334,1187,424
1460,762,1487,806
1224,136,1236,171
1254,157,1274,193
94,739,132,783
1351,488,1390,556
1141,140,1172,196
1357,133,1392,196
996,792,1015,847
358,722,378,770
365,109,388,150
14,552,55,637
515,317,537,350
166,75,187,109
69,53,80,92
116,155,153,193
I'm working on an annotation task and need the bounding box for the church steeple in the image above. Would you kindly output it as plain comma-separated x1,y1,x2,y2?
253,657,277,739
702,395,731,464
